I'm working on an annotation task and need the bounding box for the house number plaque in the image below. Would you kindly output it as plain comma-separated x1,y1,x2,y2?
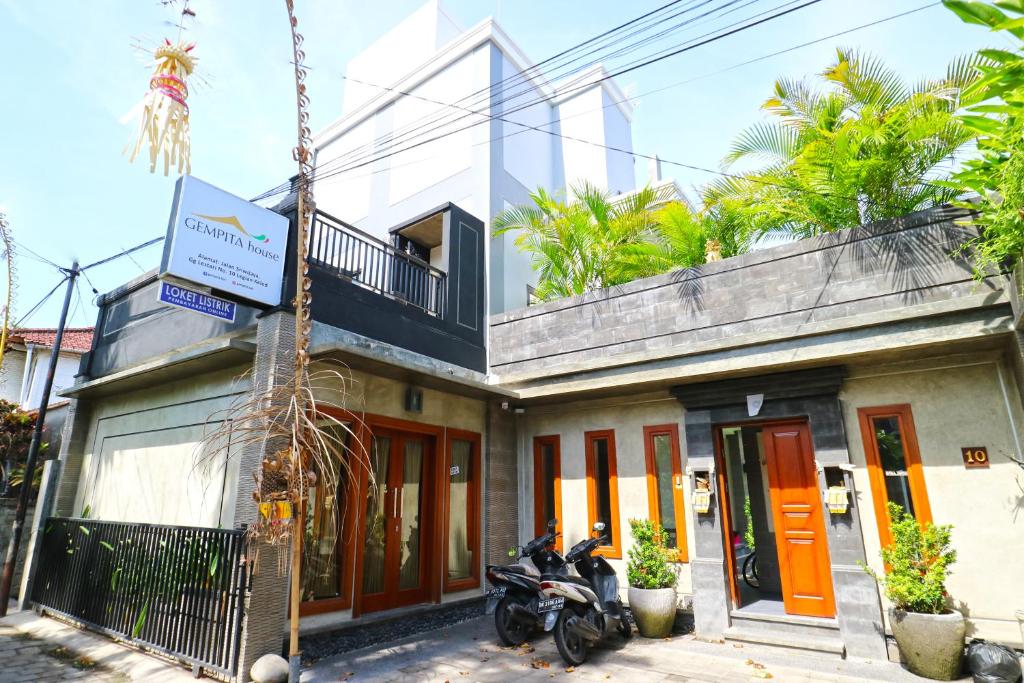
961,447,990,469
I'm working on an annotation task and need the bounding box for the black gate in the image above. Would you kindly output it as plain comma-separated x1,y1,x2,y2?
31,518,248,677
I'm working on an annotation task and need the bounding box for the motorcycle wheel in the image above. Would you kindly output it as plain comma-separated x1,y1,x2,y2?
554,609,588,666
495,596,530,646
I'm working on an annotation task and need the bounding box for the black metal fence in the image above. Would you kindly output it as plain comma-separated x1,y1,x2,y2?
31,518,248,678
310,210,447,318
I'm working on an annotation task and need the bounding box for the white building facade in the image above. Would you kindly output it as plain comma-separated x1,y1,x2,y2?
313,0,648,313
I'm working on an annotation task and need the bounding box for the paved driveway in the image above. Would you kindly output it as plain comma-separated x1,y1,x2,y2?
303,616,944,683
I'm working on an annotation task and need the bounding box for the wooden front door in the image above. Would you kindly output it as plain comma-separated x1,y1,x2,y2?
762,423,835,618
360,429,432,612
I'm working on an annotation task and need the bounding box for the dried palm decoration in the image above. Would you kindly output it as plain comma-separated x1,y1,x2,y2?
126,39,196,175
0,213,14,374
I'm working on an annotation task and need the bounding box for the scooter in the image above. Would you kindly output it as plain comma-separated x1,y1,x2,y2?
539,522,631,666
484,519,568,646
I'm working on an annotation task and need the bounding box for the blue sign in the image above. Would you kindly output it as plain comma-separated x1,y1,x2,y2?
158,281,237,322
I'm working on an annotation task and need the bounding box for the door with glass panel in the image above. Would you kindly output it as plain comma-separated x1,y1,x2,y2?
361,429,431,612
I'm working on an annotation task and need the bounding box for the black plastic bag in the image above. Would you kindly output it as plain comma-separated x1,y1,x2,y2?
966,640,1022,683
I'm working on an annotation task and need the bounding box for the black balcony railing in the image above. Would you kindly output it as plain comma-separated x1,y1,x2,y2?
309,211,447,318
31,518,248,678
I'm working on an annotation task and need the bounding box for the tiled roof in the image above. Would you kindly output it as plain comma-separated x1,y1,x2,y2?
9,327,94,353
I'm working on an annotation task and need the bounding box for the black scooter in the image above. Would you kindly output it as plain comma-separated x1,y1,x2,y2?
484,519,568,646
539,522,631,665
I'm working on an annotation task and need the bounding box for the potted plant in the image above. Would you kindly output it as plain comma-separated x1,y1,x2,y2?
865,502,962,680
626,519,677,638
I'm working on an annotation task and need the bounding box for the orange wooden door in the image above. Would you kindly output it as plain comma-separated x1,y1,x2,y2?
762,423,835,618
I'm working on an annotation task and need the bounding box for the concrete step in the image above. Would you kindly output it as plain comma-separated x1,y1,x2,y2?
729,608,840,638
724,625,846,659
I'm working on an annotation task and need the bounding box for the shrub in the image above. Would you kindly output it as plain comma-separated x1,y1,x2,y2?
626,519,676,590
864,502,956,614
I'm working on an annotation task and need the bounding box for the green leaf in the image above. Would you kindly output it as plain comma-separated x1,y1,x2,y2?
978,48,1023,63
78,526,90,536
995,15,1024,28
99,541,115,552
944,0,1010,27
960,114,1006,134
131,600,149,638
111,567,122,592
995,0,1024,15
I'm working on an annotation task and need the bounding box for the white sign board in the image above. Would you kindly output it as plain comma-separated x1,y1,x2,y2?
161,175,288,306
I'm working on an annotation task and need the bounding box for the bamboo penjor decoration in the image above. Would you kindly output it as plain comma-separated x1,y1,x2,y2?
127,39,196,175
285,0,314,676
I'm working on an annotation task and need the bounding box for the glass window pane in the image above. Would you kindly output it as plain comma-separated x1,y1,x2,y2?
594,438,614,548
362,435,390,595
398,440,424,590
447,439,473,581
652,434,678,549
301,424,350,602
872,416,916,518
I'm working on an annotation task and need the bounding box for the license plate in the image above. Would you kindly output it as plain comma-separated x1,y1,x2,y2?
486,586,506,599
537,597,564,613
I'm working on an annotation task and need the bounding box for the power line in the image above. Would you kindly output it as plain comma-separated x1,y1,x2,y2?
261,1,946,213
254,0,822,202
14,276,68,328
290,3,939,206
81,236,163,271
257,0,778,201
303,0,786,191
10,238,62,272
316,0,715,177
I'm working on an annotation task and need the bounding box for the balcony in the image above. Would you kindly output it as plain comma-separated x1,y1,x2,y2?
310,211,447,319
301,204,486,373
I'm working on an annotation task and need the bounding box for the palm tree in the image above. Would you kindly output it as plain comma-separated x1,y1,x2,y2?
494,181,679,301
710,48,984,241
608,200,746,283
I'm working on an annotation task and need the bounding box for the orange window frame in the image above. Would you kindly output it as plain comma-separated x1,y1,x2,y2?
643,424,688,562
585,429,622,559
533,435,563,553
857,404,933,549
443,428,482,593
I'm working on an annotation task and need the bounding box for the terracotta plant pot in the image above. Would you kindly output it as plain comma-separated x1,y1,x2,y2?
890,608,966,680
627,586,676,638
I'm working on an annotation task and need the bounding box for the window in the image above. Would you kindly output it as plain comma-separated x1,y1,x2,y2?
444,429,481,591
533,436,563,552
643,425,688,562
301,420,358,614
858,405,933,549
585,430,622,558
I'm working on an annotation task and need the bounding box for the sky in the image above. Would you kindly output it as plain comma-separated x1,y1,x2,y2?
0,0,1003,329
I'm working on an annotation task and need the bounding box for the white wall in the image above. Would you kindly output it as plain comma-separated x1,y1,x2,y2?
556,87,608,192
2,347,82,411
0,349,26,405
342,0,463,116
315,2,644,314
841,352,1024,645
519,393,694,602
73,366,249,528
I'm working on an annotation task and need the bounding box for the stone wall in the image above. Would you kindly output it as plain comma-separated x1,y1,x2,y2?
0,499,34,598
490,206,1000,382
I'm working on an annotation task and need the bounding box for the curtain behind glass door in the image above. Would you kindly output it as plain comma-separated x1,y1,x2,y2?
362,435,391,595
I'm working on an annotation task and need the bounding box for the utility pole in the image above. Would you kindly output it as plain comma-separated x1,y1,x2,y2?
0,261,79,615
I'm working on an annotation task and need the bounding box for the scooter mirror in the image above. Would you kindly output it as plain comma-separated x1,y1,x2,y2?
547,518,558,530
592,522,606,532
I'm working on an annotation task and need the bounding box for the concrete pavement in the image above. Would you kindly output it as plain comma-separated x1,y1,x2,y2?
303,615,957,682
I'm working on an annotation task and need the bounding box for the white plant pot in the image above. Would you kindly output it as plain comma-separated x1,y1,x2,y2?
628,586,676,638
889,608,965,680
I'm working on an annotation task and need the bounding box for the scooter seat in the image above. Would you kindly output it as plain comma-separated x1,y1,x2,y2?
542,574,591,588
